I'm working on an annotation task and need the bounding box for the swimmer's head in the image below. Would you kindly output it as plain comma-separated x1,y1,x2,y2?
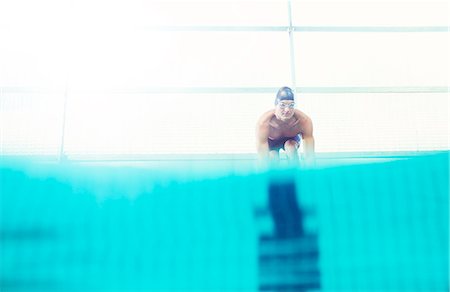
275,86,295,105
274,86,295,121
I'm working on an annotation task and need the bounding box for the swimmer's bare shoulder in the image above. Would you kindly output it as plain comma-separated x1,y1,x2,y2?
294,109,312,124
256,110,274,141
257,110,275,126
294,109,313,137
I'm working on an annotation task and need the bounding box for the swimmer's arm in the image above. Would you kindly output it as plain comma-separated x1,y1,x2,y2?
303,136,315,163
301,118,315,164
256,122,270,164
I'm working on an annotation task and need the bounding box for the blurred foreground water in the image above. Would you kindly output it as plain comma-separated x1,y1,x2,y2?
1,152,448,291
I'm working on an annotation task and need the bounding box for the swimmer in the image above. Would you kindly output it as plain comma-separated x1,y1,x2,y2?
256,86,315,167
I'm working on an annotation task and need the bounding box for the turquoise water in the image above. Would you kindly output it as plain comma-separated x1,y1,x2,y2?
0,152,448,291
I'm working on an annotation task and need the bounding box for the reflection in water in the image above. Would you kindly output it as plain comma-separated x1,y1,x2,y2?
268,178,304,239
259,177,321,291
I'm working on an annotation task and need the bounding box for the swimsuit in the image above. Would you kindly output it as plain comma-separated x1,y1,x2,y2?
268,135,301,151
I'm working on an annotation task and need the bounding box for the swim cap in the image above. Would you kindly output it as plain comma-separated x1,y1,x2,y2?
275,86,295,105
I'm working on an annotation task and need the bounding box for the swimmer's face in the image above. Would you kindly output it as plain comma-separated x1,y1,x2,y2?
275,101,295,120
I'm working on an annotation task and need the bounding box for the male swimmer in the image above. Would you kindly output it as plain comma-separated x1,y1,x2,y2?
256,86,315,167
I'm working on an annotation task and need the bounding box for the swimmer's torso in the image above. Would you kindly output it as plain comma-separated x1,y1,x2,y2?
266,110,304,140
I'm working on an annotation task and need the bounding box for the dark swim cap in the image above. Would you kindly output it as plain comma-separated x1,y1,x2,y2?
275,86,295,105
